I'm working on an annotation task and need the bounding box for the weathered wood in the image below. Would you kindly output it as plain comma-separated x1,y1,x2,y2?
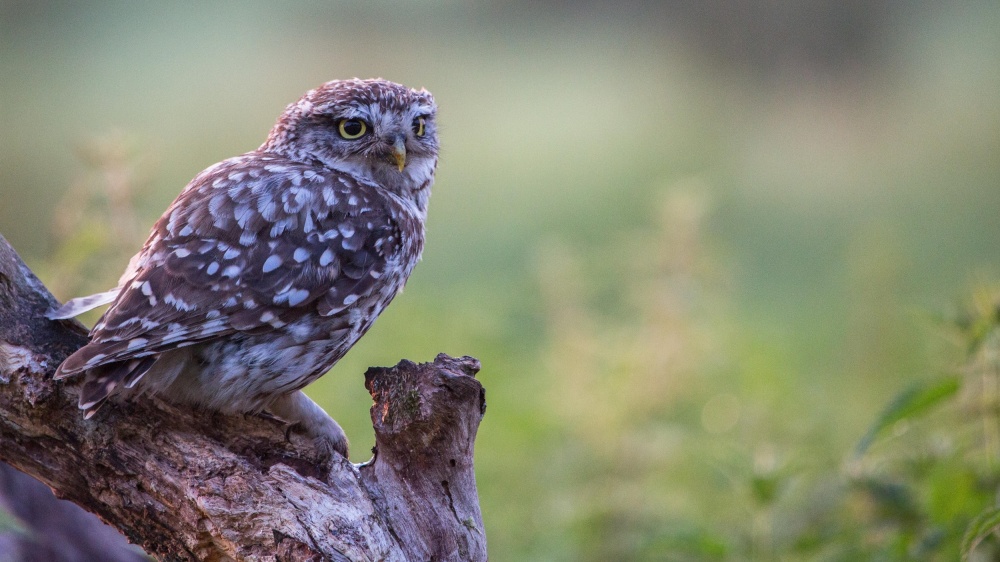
0,234,487,561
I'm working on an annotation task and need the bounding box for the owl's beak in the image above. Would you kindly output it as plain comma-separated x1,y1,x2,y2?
391,136,406,172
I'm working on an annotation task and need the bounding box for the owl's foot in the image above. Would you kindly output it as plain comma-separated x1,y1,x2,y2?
269,391,349,460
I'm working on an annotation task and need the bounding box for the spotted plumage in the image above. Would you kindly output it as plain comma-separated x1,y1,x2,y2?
50,79,438,458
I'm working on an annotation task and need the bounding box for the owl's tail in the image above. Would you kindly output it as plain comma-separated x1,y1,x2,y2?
56,330,164,416
75,357,158,417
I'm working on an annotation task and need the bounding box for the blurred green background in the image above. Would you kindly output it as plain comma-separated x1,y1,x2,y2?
3,1,1000,560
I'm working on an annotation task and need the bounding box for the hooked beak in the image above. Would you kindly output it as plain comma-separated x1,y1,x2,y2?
391,136,406,172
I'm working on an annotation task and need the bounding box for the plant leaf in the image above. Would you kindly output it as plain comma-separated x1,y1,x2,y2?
962,505,1000,561
854,376,960,456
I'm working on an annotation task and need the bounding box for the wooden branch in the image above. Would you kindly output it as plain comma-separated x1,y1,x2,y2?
0,234,487,561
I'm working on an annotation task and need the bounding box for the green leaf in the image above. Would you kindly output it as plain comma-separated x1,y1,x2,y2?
962,505,1000,561
854,478,921,523
750,473,782,506
854,376,961,456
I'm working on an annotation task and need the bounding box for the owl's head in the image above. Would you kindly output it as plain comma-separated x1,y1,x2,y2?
261,78,438,199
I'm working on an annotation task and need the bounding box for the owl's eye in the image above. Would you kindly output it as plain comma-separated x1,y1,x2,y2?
337,119,368,139
413,116,426,137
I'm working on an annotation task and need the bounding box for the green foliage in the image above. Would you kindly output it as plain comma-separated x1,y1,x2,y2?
855,376,961,457
849,290,1000,561
521,191,1000,560
962,507,1000,561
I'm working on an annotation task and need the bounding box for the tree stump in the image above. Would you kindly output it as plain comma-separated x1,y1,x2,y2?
0,234,487,561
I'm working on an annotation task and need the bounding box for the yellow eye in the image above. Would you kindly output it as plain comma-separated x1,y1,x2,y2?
413,116,426,137
338,119,367,139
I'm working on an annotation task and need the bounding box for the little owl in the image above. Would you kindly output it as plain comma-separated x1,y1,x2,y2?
49,78,438,459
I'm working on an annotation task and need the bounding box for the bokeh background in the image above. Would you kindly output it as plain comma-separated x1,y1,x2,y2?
3,1,1000,560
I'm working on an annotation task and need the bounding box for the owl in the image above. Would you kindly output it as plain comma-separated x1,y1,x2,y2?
48,79,439,458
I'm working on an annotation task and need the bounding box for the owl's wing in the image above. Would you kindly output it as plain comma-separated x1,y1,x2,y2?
55,155,405,387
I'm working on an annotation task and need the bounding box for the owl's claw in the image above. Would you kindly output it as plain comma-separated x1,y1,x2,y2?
283,421,349,460
313,431,350,460
270,391,349,461
283,421,297,443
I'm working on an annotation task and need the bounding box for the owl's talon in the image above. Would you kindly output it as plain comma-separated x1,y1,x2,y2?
270,391,349,460
284,422,299,443
314,432,350,461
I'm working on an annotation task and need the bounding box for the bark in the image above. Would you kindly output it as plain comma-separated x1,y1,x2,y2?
0,234,487,561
